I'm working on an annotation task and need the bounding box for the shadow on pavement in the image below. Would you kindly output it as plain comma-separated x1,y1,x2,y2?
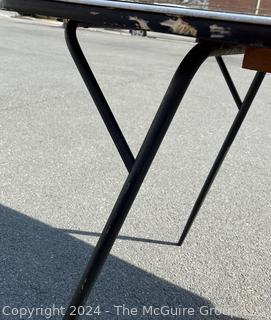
59,228,177,246
0,204,246,320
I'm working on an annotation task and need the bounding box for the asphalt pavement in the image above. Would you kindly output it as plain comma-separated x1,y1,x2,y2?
0,15,270,320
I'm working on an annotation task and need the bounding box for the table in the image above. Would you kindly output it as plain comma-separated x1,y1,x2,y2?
2,1,270,319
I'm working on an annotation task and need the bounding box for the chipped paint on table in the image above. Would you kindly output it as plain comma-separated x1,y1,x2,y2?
161,17,197,36
3,0,271,47
129,16,150,30
210,24,231,39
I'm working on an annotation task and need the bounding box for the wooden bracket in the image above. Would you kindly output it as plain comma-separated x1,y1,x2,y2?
243,47,271,73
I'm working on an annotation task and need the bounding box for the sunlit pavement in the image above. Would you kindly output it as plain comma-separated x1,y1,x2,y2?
0,15,270,320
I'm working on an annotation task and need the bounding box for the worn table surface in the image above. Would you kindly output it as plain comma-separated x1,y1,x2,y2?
61,0,271,16
2,0,271,47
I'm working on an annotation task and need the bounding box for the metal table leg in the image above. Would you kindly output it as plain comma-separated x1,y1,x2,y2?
216,56,242,109
178,71,265,246
64,20,223,319
65,21,135,172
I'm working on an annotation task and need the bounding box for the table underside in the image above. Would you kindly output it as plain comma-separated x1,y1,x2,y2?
2,0,271,47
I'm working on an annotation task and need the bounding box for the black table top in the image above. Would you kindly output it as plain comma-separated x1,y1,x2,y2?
2,0,271,47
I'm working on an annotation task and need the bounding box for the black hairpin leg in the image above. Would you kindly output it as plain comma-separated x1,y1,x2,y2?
216,56,242,109
178,71,265,247
64,20,222,319
65,21,135,172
